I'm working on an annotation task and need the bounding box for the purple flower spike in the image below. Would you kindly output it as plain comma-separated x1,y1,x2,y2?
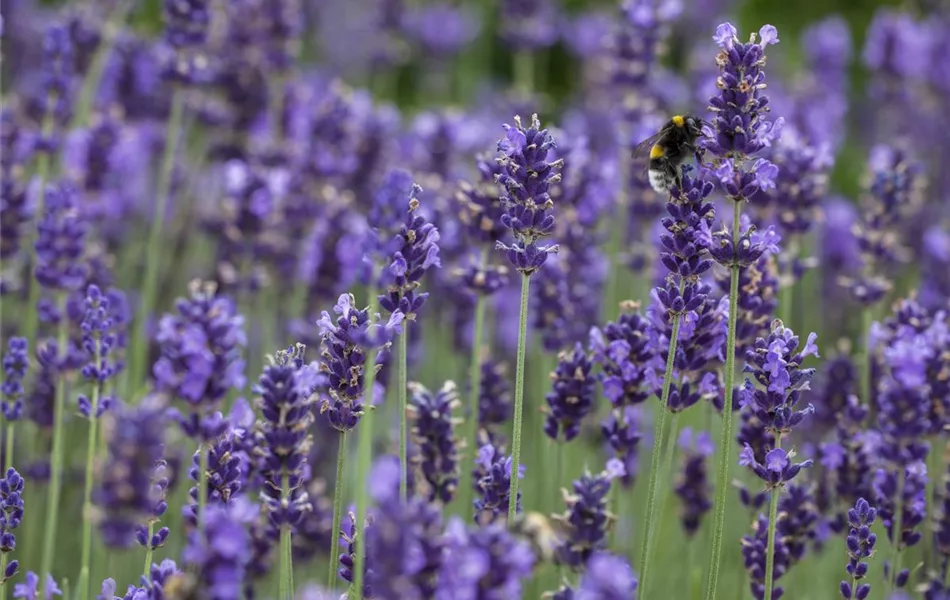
675,428,713,537
495,114,562,276
182,504,252,600
318,293,403,432
474,442,523,524
378,183,442,320
408,381,461,504
34,184,88,294
255,344,317,530
601,406,642,489
1,338,28,421
499,0,559,50
478,360,513,433
840,498,876,600
544,343,596,442
740,320,818,436
742,515,789,600
0,467,24,581
154,281,246,440
436,517,535,600
96,397,168,548
575,552,639,600
13,572,61,600
553,463,620,570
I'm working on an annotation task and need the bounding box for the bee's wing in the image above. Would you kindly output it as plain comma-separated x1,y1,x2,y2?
631,131,665,160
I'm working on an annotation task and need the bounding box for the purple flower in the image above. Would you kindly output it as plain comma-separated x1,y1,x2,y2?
739,320,818,436
706,23,783,160
154,282,246,440
703,212,782,269
739,445,813,490
478,360,512,433
408,381,461,504
79,284,122,385
435,517,535,600
874,461,927,563
840,497,876,600
254,344,318,529
776,483,820,563
553,464,620,570
495,114,561,276
35,24,74,147
1,338,28,421
843,146,924,306
675,428,713,537
589,307,654,409
317,293,403,432
575,552,639,600
0,467,24,580
378,184,442,320
34,183,88,293
821,397,875,531
544,343,596,442
742,515,789,600
163,0,209,48
182,504,252,600
364,456,446,600
13,572,61,600
95,397,168,548
657,167,715,281
403,3,479,57
474,442,523,524
600,406,641,489
185,430,243,527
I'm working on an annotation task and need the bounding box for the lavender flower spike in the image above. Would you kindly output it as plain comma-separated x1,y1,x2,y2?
0,467,24,582
495,114,562,276
544,342,596,442
553,460,622,570
1,338,28,421
408,381,461,504
840,498,876,600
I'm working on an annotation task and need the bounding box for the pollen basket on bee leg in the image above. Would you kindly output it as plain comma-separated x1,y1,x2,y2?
650,144,665,159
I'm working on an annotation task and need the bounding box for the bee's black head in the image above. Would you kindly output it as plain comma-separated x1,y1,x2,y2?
684,115,703,137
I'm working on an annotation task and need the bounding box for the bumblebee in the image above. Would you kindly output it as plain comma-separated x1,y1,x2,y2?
633,114,705,194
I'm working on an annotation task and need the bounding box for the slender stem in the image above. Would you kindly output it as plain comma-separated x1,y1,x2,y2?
0,553,7,600
779,283,793,329
398,323,409,505
278,473,291,600
353,290,379,600
3,424,13,474
197,442,208,530
142,522,154,579
646,409,682,591
78,341,102,600
328,432,347,589
22,151,50,347
40,294,68,599
860,307,873,405
890,465,906,592
128,88,184,392
507,274,531,524
704,202,743,600
462,249,489,521
637,312,683,595
70,2,133,130
763,437,783,600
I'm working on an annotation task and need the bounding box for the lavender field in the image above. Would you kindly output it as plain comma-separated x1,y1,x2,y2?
0,0,948,598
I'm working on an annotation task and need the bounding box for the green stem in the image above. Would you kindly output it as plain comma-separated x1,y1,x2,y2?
763,437,783,600
78,340,102,600
637,312,683,595
70,2,133,130
3,424,13,474
40,294,68,599
23,150,50,347
0,553,7,600
646,409,682,592
353,289,379,600
507,274,531,524
890,465,906,592
128,88,184,393
278,473,292,600
860,308,873,405
328,432,347,589
197,442,209,530
462,250,490,521
142,522,154,579
779,283,793,329
704,202,743,600
398,324,409,506
514,52,534,94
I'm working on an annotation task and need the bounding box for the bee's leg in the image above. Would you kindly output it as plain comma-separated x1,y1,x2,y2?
673,165,684,190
